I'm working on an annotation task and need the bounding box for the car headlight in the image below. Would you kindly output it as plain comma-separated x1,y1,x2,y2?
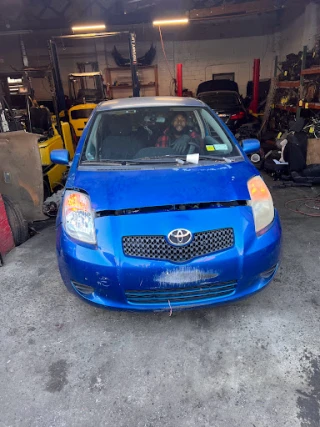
62,190,96,244
247,176,274,235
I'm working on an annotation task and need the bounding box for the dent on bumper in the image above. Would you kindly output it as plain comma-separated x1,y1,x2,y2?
56,213,282,311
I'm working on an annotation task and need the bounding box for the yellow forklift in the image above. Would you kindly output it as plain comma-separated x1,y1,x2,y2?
67,62,107,139
48,31,141,139
0,69,74,199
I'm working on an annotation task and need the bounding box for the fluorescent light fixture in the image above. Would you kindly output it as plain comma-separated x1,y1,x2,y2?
71,24,106,32
8,78,23,84
153,18,189,26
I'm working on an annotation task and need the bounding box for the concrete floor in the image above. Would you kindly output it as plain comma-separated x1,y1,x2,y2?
1,183,320,427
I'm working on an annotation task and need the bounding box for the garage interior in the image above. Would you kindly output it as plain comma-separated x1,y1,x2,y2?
0,1,320,426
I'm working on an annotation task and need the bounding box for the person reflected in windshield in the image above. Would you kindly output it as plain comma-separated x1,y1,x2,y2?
156,112,201,155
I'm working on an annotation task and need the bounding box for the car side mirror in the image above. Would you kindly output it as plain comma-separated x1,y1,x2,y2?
242,139,260,154
50,149,70,165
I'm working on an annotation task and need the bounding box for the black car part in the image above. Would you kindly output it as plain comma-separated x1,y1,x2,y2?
278,45,320,82
304,81,320,102
265,118,320,185
274,88,298,106
196,80,239,96
112,44,156,67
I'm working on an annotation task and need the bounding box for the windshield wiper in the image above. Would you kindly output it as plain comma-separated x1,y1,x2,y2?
161,155,233,163
198,155,233,163
81,155,239,166
81,158,178,165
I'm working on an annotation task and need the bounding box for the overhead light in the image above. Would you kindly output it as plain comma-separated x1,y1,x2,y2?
8,78,23,84
153,18,189,26
71,24,106,32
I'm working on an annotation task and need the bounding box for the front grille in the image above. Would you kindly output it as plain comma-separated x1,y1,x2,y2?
72,282,94,295
125,281,237,305
122,228,234,262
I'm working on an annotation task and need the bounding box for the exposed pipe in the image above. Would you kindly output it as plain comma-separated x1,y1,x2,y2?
19,36,29,68
128,32,140,97
48,39,66,135
251,58,260,114
176,63,183,97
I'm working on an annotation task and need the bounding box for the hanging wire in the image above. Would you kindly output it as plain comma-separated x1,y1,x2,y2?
158,26,176,94
158,26,174,80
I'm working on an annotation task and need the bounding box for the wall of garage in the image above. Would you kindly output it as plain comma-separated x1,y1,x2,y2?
279,1,320,60
0,35,24,72
12,0,319,101
154,34,278,97
26,32,278,100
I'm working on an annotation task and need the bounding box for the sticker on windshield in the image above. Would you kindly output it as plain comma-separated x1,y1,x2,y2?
213,144,228,151
206,145,215,151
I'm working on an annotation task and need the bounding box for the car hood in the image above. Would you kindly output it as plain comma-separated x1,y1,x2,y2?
69,161,257,212
215,105,242,115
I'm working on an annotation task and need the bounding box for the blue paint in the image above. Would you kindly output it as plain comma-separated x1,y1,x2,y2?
50,149,69,165
56,97,282,311
72,162,256,212
242,139,260,154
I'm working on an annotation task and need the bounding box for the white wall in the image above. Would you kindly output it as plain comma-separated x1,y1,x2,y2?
279,1,320,60
156,34,277,97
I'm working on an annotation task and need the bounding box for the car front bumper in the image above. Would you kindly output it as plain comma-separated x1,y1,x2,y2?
56,209,282,312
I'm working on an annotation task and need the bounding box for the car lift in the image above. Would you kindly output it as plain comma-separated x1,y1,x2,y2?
48,31,140,113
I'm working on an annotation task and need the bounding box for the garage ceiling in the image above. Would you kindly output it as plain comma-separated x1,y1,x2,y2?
0,0,296,32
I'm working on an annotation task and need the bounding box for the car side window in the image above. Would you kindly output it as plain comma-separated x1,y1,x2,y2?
85,114,101,160
200,109,235,154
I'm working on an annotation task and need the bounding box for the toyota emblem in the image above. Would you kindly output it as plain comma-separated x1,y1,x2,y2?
168,229,192,246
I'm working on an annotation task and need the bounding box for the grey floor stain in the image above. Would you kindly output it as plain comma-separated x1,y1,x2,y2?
38,267,47,276
7,327,18,336
297,351,320,427
45,359,69,393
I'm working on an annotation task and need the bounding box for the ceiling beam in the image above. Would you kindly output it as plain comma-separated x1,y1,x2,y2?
189,0,286,21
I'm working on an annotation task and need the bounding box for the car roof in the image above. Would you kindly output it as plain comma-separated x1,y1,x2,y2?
96,96,206,112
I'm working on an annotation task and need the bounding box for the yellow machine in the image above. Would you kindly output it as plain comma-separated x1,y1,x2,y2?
67,71,106,139
68,102,97,139
0,70,75,197
38,121,74,197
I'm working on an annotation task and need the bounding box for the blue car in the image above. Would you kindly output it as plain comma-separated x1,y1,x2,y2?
51,97,281,312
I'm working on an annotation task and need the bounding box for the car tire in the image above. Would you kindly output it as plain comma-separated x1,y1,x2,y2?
3,195,29,246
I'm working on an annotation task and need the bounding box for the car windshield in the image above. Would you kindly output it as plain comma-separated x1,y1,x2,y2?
198,92,240,109
81,106,241,164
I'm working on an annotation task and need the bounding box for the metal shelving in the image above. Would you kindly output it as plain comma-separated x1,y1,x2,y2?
276,81,300,89
274,46,320,118
106,65,159,99
301,67,320,75
274,104,297,113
